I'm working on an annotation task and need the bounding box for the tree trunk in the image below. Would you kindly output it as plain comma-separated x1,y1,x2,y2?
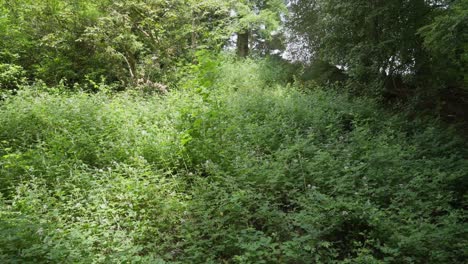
236,31,249,58
191,10,198,51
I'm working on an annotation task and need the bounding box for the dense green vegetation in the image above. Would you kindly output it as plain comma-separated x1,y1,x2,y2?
1,0,467,263
290,0,468,122
1,56,467,263
0,0,285,89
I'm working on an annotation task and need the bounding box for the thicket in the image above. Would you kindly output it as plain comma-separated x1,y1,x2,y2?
1,57,466,263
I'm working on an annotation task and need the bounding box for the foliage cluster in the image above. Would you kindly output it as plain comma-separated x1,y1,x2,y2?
0,0,287,90
1,58,466,263
289,0,468,121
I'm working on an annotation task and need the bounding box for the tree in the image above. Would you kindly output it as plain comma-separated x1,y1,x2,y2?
0,0,109,85
419,0,468,88
230,0,287,57
0,0,232,87
82,0,232,86
291,1,433,87
289,0,468,96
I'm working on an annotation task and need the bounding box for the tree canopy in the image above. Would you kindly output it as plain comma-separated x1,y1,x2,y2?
289,0,467,97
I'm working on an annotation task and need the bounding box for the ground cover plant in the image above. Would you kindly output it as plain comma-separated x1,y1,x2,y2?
1,58,466,263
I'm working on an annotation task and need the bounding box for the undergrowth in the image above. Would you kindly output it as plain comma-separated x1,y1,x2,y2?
0,57,466,263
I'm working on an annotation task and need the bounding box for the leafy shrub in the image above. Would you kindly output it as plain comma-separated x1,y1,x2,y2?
0,63,25,92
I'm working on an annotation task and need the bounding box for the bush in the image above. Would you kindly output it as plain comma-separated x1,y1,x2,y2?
0,63,25,91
